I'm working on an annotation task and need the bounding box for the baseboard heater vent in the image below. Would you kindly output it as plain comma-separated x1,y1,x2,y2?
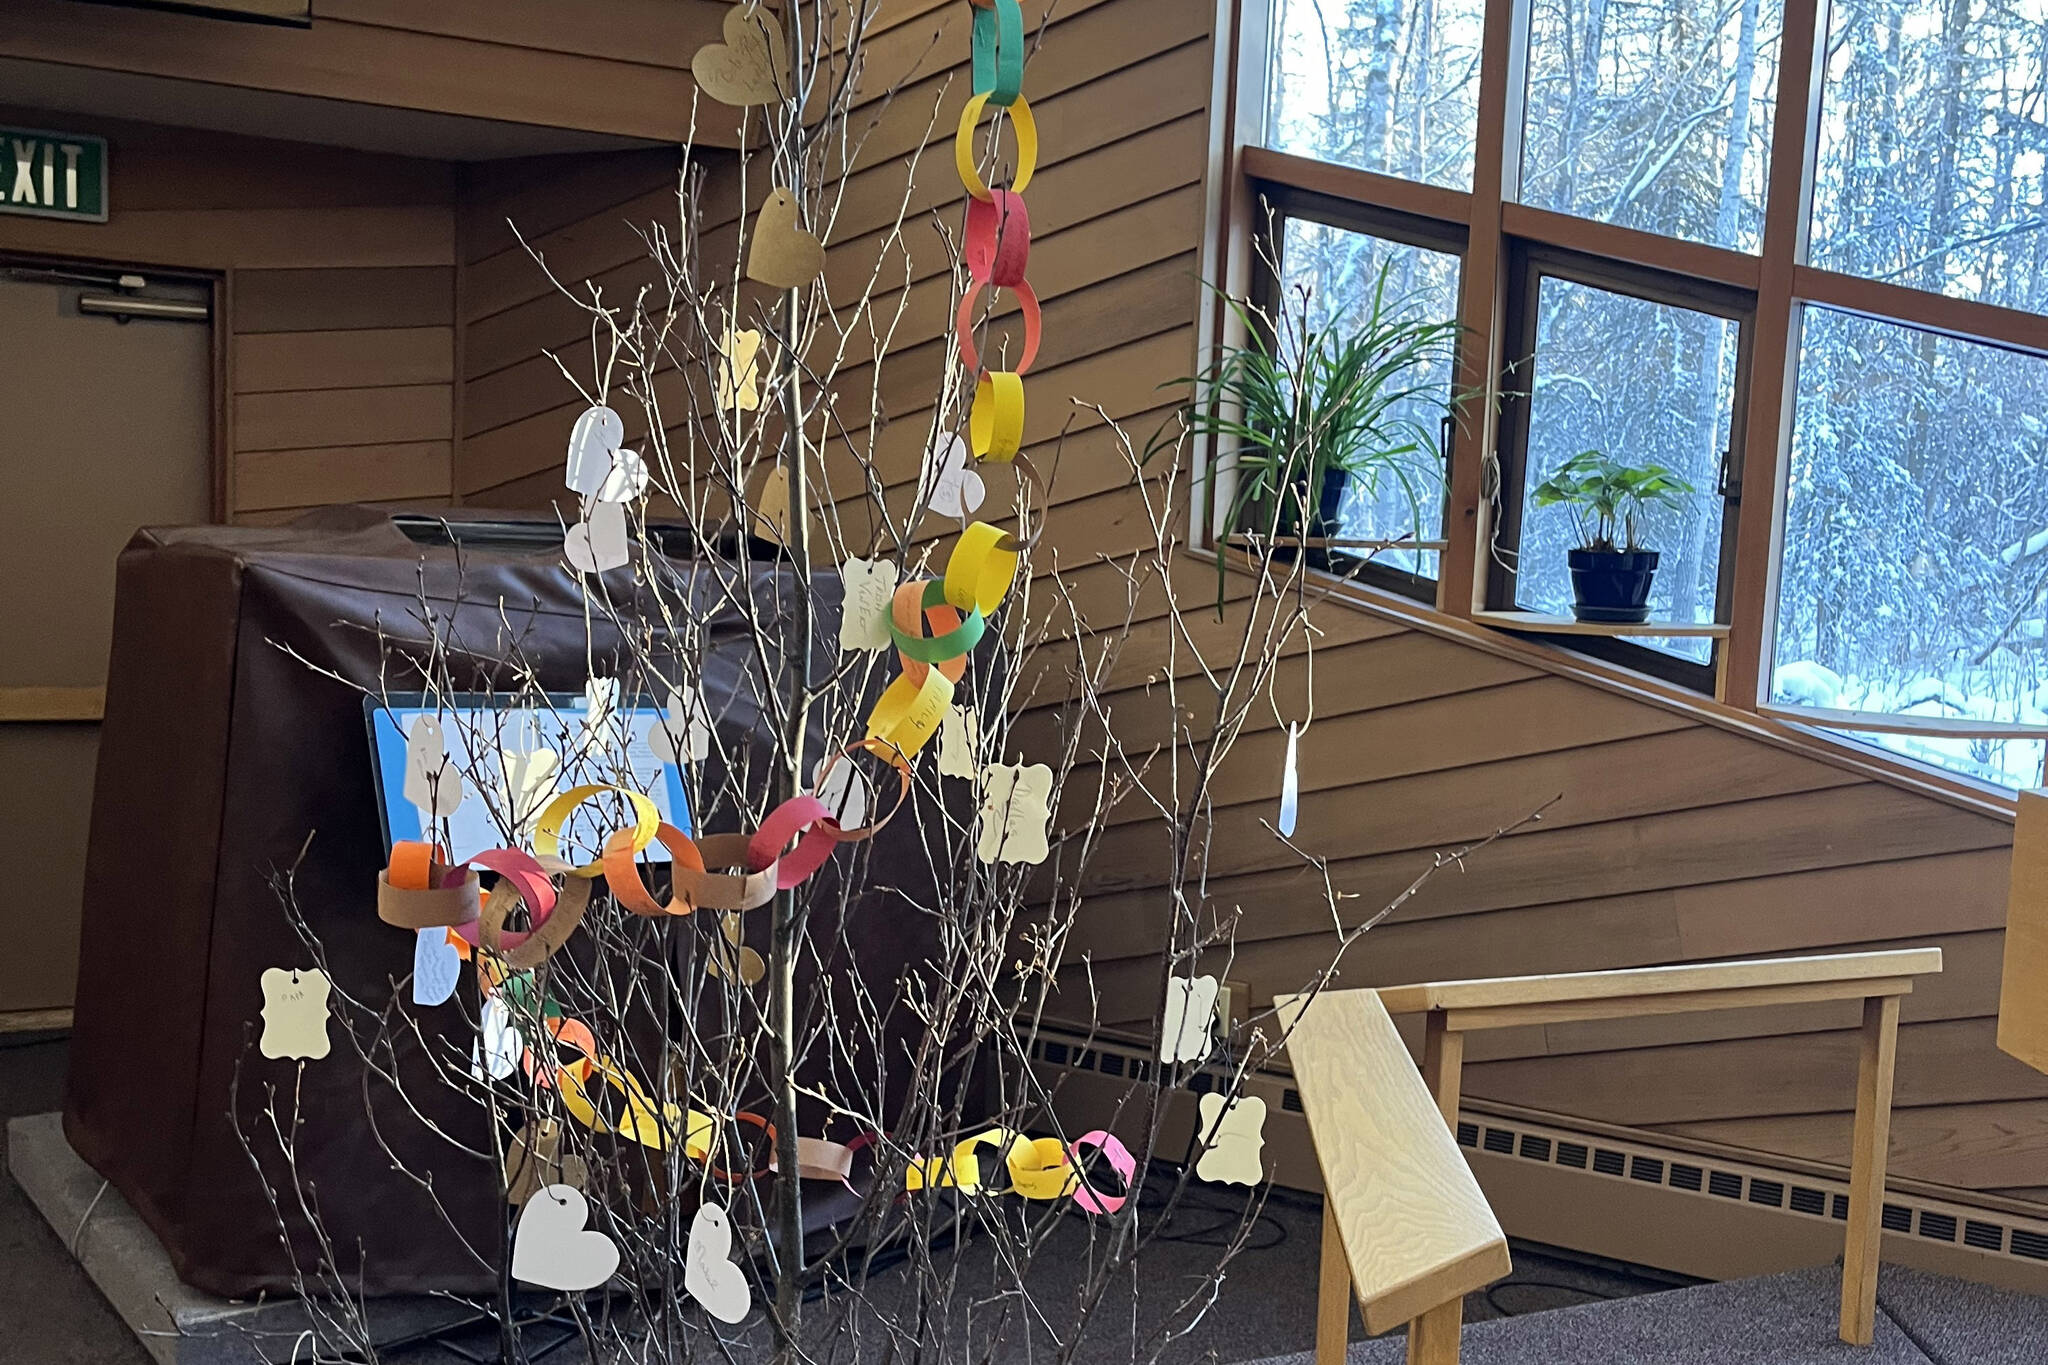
1023,1024,2048,1281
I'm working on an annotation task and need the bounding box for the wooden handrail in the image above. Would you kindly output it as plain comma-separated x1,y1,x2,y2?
1376,948,1943,1015
1354,945,1939,1355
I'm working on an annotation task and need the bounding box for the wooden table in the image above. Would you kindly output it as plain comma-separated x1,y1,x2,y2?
1318,947,1943,1365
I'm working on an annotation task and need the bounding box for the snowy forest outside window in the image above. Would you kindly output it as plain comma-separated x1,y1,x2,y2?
1267,0,1486,190
1810,0,2048,314
1519,0,1783,252
1774,312,2048,786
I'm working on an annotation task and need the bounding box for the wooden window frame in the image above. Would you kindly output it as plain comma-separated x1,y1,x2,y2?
1483,242,1756,693
1244,179,1470,603
1219,0,2048,726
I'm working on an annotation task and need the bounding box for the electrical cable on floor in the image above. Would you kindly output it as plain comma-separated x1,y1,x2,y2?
1138,1168,1290,1253
1482,1276,1622,1318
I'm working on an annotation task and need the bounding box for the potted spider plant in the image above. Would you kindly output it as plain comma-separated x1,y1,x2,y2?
1529,449,1697,623
1179,263,1463,584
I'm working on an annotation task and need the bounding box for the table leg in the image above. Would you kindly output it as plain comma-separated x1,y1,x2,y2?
1841,993,1900,1346
1316,1198,1351,1365
1406,1012,1468,1365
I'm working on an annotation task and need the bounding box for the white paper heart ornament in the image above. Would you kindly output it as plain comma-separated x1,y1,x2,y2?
1194,1093,1268,1186
259,968,332,1060
592,448,649,503
565,501,630,574
838,557,898,653
402,715,464,819
472,994,525,1082
413,928,460,1007
1159,974,1220,1065
565,405,625,496
924,433,984,519
513,1185,620,1292
684,1203,751,1323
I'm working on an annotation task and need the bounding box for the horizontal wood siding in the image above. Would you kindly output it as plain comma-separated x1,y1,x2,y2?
452,147,688,506
1045,604,2034,1197
0,0,738,145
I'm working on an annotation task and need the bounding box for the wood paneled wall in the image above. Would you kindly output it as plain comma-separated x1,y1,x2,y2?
453,148,687,506
0,111,457,523
0,0,736,145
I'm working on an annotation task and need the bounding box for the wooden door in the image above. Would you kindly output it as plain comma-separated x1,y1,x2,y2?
0,267,213,1018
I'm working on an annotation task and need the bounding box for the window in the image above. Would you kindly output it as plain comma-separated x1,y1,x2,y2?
1237,0,2048,788
1811,0,2048,314
1266,206,1464,586
1773,309,2048,785
1520,0,1783,251
1266,0,1488,190
1495,262,1746,671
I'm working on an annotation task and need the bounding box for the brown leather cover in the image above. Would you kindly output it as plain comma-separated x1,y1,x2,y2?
62,508,946,1296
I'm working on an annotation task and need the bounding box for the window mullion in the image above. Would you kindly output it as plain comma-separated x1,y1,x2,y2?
1442,0,1530,615
1722,0,1832,710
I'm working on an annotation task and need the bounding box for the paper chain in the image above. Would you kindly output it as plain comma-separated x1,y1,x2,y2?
863,0,1041,770
381,812,1133,1211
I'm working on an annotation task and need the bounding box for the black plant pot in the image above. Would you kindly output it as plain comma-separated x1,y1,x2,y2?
1567,548,1659,623
1266,468,1350,564
1307,466,1349,541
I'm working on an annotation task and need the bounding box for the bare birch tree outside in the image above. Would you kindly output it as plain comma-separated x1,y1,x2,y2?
227,3,1525,1363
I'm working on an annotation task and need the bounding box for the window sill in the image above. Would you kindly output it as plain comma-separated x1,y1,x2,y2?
1471,610,1730,640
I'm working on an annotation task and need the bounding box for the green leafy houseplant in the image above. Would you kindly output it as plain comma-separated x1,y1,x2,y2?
1529,449,1696,552
1176,262,1464,595
1530,449,1697,623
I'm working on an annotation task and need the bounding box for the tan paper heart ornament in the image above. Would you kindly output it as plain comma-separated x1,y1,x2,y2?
692,4,786,107
746,189,825,289
506,1120,591,1206
512,1185,619,1291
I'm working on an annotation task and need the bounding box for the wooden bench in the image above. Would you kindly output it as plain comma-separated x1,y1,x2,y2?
1289,947,1943,1365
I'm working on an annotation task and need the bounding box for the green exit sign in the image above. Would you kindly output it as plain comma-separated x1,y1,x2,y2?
2,129,108,223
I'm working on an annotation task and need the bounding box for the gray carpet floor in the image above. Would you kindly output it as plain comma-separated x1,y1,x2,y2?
1244,1262,2048,1365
